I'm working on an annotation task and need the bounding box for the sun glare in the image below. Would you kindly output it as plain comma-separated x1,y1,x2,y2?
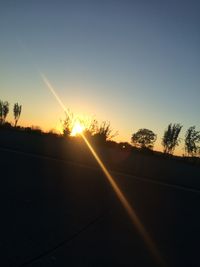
41,73,165,266
71,121,85,136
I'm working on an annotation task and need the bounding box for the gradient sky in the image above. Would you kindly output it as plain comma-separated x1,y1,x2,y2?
0,0,200,154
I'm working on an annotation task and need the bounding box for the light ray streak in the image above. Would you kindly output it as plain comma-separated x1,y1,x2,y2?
41,73,68,113
40,73,166,266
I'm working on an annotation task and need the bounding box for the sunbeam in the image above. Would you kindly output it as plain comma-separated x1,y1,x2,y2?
41,73,166,266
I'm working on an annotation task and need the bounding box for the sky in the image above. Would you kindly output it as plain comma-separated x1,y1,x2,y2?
0,0,200,154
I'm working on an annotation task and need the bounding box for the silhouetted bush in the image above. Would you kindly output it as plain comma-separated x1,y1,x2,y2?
0,122,12,130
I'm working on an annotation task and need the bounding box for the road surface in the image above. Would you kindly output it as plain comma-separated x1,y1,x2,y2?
0,148,200,266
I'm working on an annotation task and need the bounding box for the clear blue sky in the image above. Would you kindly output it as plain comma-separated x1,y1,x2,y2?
0,0,199,154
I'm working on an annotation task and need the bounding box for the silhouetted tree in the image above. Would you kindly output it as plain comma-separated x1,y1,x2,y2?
0,101,3,125
0,100,9,125
185,126,200,157
13,103,22,127
131,128,157,150
162,123,182,154
62,110,73,137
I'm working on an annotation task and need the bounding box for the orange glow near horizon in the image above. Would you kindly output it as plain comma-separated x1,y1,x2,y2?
41,73,165,266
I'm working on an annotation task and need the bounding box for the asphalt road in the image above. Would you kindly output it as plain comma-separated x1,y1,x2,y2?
0,148,200,266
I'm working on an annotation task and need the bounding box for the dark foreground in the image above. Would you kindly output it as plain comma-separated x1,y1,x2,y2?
1,148,200,267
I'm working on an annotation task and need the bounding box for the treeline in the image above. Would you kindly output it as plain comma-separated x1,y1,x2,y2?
131,124,200,157
1,99,200,158
62,112,200,158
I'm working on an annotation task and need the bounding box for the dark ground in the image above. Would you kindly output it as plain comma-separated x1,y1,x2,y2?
1,145,200,266
0,130,200,188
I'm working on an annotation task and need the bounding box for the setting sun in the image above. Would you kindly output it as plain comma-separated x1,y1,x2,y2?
71,121,85,136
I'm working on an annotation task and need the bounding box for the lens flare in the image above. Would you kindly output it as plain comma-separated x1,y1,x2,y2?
41,73,166,266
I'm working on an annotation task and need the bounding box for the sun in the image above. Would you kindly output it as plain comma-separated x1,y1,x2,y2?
71,121,85,136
